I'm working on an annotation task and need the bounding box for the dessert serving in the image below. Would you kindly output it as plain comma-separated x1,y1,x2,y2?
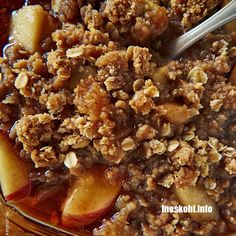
0,0,236,235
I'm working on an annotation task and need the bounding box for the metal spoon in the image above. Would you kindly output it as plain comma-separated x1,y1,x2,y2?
167,0,236,59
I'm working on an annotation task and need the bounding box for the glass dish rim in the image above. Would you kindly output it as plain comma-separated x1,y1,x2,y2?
0,194,81,236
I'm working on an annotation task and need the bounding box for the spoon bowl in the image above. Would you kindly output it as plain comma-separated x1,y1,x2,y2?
166,0,236,59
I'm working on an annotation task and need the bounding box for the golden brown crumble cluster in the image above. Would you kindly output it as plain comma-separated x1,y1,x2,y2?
170,0,222,30
101,0,168,44
0,0,236,235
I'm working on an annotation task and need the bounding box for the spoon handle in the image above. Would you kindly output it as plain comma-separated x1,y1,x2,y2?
168,0,236,59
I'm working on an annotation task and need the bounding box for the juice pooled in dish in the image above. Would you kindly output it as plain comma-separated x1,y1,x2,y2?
0,0,236,235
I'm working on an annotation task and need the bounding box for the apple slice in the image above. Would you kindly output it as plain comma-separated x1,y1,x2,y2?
68,66,96,90
161,102,198,125
0,131,31,202
175,185,219,222
61,166,122,227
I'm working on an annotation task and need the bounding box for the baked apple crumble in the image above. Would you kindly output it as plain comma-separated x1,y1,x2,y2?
0,0,236,235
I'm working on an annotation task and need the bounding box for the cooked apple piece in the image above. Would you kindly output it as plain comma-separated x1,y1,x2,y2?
69,66,97,89
12,5,52,53
175,185,219,221
161,102,195,125
222,0,236,33
224,20,236,33
0,131,31,202
229,64,236,86
61,166,122,227
52,0,63,12
151,66,169,90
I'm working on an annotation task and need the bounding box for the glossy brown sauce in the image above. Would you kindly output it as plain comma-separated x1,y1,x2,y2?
14,184,80,234
0,0,24,54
